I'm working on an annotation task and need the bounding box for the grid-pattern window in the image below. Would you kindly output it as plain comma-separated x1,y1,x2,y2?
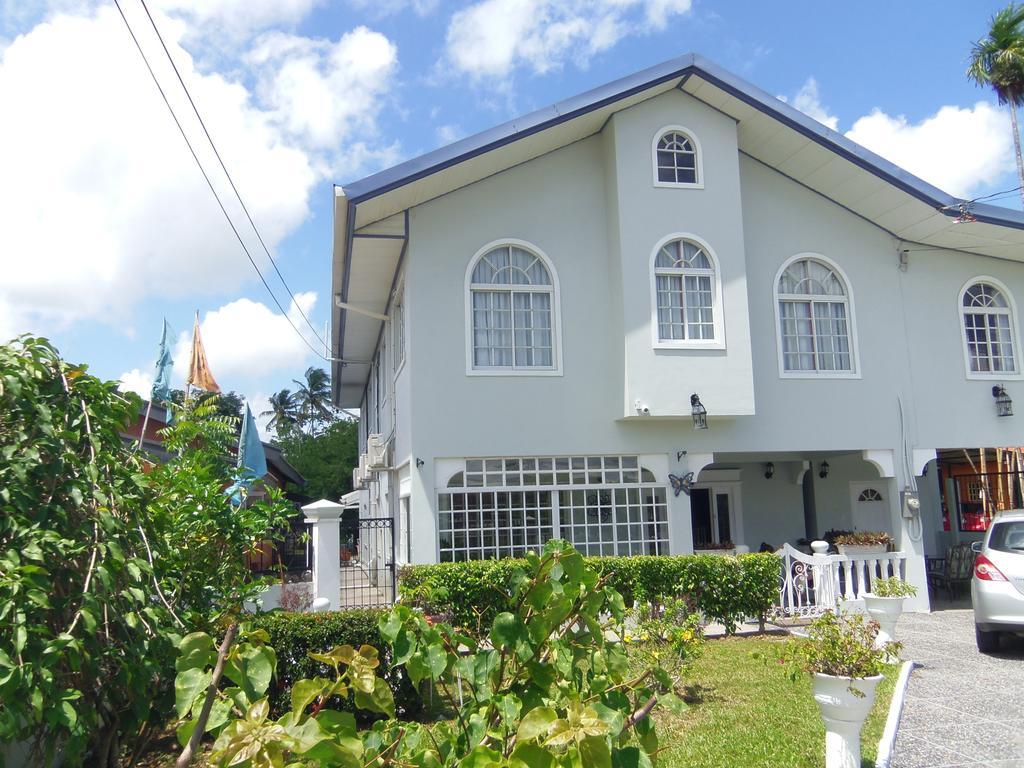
962,282,1017,374
438,491,554,561
654,239,716,341
655,131,699,184
470,245,555,370
777,258,853,373
438,456,668,561
561,487,669,557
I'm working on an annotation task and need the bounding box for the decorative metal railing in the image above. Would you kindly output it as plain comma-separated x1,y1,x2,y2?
776,543,907,619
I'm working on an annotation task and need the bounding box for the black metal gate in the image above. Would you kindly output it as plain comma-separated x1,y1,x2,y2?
339,516,395,609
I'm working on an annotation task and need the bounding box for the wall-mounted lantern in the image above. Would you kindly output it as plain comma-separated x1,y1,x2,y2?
818,460,830,479
764,462,775,480
993,385,1013,417
690,394,708,430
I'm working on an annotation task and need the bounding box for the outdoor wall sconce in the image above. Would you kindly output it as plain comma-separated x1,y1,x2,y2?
819,460,830,479
415,458,425,468
764,462,775,480
690,394,708,430
993,385,1013,417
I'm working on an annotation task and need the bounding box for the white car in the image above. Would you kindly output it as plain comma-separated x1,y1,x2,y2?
972,510,1024,652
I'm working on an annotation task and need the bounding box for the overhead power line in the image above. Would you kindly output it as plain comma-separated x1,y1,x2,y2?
135,0,327,352
113,0,347,364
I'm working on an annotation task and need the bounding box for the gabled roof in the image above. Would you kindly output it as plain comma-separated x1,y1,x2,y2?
332,52,1024,407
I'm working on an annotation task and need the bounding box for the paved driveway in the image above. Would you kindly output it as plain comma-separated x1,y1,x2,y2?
892,609,1024,768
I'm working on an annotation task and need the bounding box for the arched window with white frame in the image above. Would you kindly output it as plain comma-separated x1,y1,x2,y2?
960,278,1019,376
653,127,702,187
651,236,722,345
466,241,561,373
774,255,857,375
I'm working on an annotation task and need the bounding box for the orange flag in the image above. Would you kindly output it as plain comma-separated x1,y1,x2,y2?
187,312,220,393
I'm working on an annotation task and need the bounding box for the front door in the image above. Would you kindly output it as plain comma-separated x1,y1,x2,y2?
849,483,890,533
691,487,736,548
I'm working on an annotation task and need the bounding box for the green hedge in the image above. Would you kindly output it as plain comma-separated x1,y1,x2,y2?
399,552,781,634
248,609,422,718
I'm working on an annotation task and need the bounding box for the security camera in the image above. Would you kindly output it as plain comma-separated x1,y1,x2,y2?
641,405,651,416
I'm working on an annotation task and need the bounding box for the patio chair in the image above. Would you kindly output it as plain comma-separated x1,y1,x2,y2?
926,542,976,601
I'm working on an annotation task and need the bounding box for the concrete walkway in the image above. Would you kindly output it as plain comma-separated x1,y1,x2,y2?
892,609,1024,768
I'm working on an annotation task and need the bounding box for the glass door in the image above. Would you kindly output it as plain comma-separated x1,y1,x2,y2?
690,487,734,548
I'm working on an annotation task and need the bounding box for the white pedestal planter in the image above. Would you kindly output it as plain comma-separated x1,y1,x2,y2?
694,548,737,556
813,672,883,768
862,594,905,649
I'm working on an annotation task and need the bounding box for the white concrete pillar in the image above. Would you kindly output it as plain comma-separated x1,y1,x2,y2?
882,476,930,613
303,499,344,611
668,453,714,555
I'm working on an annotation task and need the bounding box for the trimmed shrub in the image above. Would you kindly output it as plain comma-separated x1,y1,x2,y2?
399,552,781,634
248,609,422,718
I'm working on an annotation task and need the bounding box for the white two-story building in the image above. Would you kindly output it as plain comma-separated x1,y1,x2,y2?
331,54,1024,611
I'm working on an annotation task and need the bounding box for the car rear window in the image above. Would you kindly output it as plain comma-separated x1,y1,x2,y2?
989,521,1024,553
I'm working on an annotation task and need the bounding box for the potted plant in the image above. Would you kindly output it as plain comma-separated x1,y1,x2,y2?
693,539,736,556
833,530,892,557
782,611,900,768
862,576,917,649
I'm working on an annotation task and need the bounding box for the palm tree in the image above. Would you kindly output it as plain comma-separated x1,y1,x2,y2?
968,3,1024,208
292,367,335,434
262,389,299,437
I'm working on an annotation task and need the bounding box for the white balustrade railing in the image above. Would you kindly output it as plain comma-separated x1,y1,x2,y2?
776,544,908,619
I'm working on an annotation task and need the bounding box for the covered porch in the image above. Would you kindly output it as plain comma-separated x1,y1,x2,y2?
671,448,931,611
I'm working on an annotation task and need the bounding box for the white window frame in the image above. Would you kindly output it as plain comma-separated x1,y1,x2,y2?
652,125,704,189
464,238,563,377
958,276,1022,380
772,253,861,379
648,232,726,350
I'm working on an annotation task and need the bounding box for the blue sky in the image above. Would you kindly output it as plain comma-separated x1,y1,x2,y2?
0,0,1018,433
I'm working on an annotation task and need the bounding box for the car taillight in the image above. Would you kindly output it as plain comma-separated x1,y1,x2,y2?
975,554,1009,582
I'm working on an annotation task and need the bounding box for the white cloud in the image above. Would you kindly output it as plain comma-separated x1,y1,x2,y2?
347,0,438,18
247,26,398,150
846,102,1012,198
784,77,838,130
154,0,322,39
172,292,319,384
119,367,154,398
444,0,692,81
0,5,398,338
435,123,464,144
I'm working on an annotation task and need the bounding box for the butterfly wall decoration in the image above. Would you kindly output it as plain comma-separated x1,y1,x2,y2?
668,471,694,497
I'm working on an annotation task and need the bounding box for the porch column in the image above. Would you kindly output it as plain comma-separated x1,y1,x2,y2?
668,453,714,555
867,450,930,613
303,499,344,611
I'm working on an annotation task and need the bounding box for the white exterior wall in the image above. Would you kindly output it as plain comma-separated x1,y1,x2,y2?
359,87,1024,575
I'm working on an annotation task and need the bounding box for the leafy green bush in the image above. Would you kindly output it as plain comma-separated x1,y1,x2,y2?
399,552,781,634
176,540,689,768
247,610,422,718
780,611,900,682
868,577,918,598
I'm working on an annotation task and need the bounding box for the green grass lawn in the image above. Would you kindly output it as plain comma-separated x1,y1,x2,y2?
652,633,898,768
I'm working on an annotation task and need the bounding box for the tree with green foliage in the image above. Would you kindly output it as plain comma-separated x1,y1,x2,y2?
0,337,295,767
148,395,295,627
174,540,696,768
0,336,173,766
261,389,299,437
170,388,245,421
290,367,335,436
968,3,1024,207
277,418,358,500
